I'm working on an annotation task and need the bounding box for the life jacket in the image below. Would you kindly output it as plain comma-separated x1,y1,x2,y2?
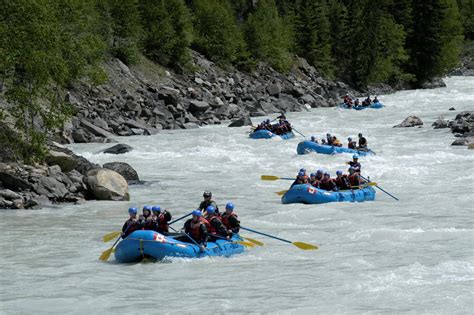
142,218,155,230
349,161,361,172
319,178,336,191
358,137,367,148
348,141,356,149
156,212,169,233
123,218,140,237
189,217,210,241
221,212,239,230
333,139,342,147
335,175,351,190
348,173,360,187
311,180,320,188
206,215,223,235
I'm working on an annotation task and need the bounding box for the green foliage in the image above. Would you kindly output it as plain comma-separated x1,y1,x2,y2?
244,0,293,72
293,0,334,77
410,0,464,85
140,0,193,72
457,0,474,40
191,0,250,67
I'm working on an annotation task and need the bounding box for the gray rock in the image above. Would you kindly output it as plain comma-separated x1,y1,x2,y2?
228,115,252,127
158,86,179,106
393,116,424,128
194,77,204,85
36,176,69,200
432,117,449,129
189,100,210,113
451,139,469,146
300,94,316,105
102,143,133,155
0,171,34,191
0,189,21,200
80,119,115,138
85,168,130,201
449,107,455,111
72,129,89,143
103,162,139,182
267,83,281,96
93,118,109,130
45,150,78,172
183,122,200,129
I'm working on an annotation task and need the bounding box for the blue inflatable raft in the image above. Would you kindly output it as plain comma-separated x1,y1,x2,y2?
114,230,246,263
296,140,375,156
339,101,384,110
249,129,295,140
281,184,376,204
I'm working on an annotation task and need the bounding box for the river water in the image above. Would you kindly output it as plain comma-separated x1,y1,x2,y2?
1,77,473,314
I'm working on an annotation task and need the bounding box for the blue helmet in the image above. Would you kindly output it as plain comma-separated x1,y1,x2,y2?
324,172,330,177
206,206,215,214
326,133,331,136
298,171,305,176
192,210,202,217
265,119,270,123
152,206,161,213
225,202,234,211
316,169,323,174
299,168,306,173
310,173,316,177
336,170,342,175
353,154,359,159
348,137,352,141
128,207,138,215
143,205,152,212
311,136,316,140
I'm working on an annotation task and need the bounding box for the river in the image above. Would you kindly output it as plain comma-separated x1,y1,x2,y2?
1,77,473,314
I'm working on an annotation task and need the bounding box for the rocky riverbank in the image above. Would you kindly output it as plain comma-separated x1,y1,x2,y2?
432,111,474,147
57,52,358,144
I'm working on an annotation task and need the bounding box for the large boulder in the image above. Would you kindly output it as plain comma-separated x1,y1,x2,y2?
188,100,210,113
85,168,130,201
266,83,281,96
102,143,133,154
432,117,449,129
103,162,139,182
451,139,470,146
393,116,423,128
450,111,474,134
45,150,78,172
228,115,252,127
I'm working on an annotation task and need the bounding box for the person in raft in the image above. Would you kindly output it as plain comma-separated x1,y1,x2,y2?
347,154,362,173
176,210,209,252
205,206,229,241
199,191,219,215
358,133,368,150
335,170,351,190
151,205,172,235
221,202,240,234
121,207,141,238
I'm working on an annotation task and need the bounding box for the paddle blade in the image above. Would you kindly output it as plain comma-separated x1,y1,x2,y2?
99,247,114,261
103,231,121,242
292,242,319,250
243,236,264,246
275,190,288,196
261,175,280,181
236,241,256,247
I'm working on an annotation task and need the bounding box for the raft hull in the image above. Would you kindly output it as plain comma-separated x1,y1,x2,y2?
114,230,245,263
339,101,384,110
281,184,376,204
296,141,375,156
249,130,295,140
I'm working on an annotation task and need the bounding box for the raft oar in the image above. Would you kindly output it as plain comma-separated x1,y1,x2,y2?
102,231,122,242
261,175,294,181
240,226,318,250
242,236,264,246
100,227,128,261
291,127,306,138
360,175,399,201
169,212,193,225
206,233,255,247
275,190,288,196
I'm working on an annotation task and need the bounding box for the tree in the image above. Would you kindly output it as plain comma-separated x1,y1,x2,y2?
244,0,292,72
191,0,250,67
139,0,193,72
457,0,474,40
410,0,463,85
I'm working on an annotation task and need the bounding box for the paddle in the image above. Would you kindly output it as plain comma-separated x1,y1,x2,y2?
183,232,208,253
292,127,306,138
275,189,288,196
261,175,294,181
99,226,129,261
240,226,318,250
102,231,121,242
206,233,255,247
360,175,399,201
242,236,264,246
169,212,193,225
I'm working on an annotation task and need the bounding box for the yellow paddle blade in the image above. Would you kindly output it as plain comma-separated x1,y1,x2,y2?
275,190,288,196
103,231,121,242
261,175,280,180
99,247,114,261
243,236,264,246
236,241,256,247
292,242,319,250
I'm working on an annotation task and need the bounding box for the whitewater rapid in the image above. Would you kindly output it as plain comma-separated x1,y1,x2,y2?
1,77,473,313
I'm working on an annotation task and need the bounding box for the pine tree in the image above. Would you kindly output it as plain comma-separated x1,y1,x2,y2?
457,0,474,40
191,0,250,67
139,0,193,72
328,0,350,79
244,0,292,72
410,0,463,85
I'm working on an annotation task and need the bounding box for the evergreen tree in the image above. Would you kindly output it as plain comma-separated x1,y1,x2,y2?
328,0,350,78
244,0,293,72
293,0,334,77
139,0,193,72
457,0,474,40
410,0,463,85
191,0,250,67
